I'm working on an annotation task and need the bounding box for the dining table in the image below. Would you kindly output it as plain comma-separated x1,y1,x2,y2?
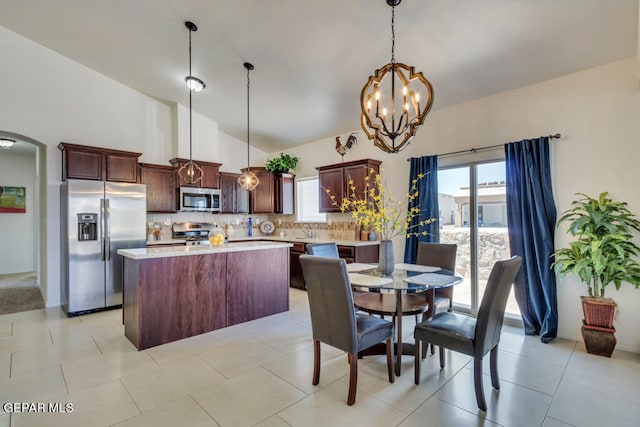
346,262,463,376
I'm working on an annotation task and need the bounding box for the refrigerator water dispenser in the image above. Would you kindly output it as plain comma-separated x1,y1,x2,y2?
77,213,98,241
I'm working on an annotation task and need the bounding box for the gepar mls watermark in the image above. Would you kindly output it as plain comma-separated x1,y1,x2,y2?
3,402,74,413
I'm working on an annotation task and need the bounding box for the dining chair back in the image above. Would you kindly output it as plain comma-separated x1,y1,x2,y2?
416,242,457,313
413,255,522,411
306,242,339,258
300,255,394,405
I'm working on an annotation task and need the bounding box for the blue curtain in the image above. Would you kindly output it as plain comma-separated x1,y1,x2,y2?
505,137,558,343
404,156,439,263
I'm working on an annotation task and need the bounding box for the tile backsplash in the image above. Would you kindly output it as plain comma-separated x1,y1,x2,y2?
146,212,364,241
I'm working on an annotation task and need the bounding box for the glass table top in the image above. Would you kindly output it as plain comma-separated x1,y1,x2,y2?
346,263,463,292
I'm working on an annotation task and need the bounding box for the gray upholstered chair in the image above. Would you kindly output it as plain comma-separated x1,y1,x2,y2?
300,254,394,405
415,242,458,314
306,242,339,258
413,256,522,411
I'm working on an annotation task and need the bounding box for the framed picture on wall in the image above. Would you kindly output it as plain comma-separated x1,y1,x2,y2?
0,186,26,213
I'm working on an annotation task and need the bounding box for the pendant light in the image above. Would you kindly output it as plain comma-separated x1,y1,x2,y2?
238,62,259,191
0,138,15,149
178,21,205,184
360,0,434,153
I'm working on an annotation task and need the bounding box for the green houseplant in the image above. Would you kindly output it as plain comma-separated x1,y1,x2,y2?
553,192,640,355
265,153,299,173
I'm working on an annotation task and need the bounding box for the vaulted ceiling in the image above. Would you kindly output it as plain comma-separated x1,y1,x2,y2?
1,0,638,152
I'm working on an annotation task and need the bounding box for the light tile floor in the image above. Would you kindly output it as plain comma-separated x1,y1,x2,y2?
1,288,640,426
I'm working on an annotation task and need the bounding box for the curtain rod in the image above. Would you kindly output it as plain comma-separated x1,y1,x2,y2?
406,133,562,161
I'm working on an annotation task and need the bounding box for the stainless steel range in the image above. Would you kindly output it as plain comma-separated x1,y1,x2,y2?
172,222,214,246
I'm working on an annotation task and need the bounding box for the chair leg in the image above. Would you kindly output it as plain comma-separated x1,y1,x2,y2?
386,338,395,383
430,342,435,355
490,346,500,389
439,346,445,369
347,353,358,405
473,357,487,412
312,340,321,386
414,339,421,384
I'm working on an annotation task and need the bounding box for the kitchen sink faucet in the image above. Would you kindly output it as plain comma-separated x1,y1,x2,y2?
302,224,316,238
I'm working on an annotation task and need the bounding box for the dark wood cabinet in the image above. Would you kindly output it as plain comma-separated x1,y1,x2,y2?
289,242,306,289
242,167,295,214
318,168,344,213
290,242,379,289
219,172,249,214
58,142,141,183
317,159,381,213
139,163,178,213
274,173,295,214
169,158,222,188
250,168,275,213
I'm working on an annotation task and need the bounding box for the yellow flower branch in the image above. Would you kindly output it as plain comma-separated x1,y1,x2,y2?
324,168,435,241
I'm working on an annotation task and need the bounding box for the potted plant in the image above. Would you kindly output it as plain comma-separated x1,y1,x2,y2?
265,153,299,174
553,192,640,356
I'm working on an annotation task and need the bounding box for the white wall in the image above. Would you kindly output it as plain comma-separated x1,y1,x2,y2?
0,151,36,274
218,131,268,173
278,57,640,353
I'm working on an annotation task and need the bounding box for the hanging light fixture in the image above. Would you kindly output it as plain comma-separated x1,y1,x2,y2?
360,0,434,154
0,138,15,149
178,21,205,184
238,62,259,191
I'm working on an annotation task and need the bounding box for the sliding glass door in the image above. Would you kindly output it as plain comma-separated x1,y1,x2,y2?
438,160,519,317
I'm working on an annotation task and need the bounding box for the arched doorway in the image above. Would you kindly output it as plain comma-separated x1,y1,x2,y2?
0,131,47,313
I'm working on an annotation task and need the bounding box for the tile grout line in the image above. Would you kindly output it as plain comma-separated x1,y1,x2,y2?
189,393,223,426
116,377,143,423
539,339,577,425
395,356,473,424
59,364,70,395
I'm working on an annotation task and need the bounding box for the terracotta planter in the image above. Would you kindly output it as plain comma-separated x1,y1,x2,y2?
581,296,616,328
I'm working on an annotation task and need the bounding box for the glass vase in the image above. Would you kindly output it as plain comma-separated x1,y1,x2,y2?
378,240,394,276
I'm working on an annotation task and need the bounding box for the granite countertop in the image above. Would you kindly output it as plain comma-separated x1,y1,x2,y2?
120,241,293,260
146,238,187,246
227,236,380,247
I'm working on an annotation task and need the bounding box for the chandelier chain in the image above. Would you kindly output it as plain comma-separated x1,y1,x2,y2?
188,26,193,163
391,5,395,64
246,66,251,170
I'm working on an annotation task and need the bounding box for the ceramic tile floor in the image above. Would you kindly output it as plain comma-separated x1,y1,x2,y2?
1,288,640,426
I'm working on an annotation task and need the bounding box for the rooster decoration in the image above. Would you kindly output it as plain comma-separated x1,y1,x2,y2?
335,132,357,161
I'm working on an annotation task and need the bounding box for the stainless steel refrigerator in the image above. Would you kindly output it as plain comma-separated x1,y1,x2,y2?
61,179,146,316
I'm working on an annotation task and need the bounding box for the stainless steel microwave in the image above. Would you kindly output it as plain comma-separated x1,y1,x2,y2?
179,187,221,212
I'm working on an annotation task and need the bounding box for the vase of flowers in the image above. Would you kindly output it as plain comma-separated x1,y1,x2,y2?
325,168,433,275
378,240,395,276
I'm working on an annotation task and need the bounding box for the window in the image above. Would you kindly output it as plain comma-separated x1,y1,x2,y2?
438,155,520,319
296,177,326,223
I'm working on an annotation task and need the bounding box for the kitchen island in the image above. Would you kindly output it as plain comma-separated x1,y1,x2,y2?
118,241,292,350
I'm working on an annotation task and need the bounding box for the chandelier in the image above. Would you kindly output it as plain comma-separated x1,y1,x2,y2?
238,62,259,191
360,0,434,154
178,21,205,184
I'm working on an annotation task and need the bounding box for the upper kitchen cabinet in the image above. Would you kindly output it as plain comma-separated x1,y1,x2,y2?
274,172,295,214
242,167,295,214
139,163,178,213
58,142,141,183
219,172,249,214
169,158,222,189
316,158,381,213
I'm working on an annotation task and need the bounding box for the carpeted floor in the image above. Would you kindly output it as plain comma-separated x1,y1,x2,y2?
0,272,45,315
